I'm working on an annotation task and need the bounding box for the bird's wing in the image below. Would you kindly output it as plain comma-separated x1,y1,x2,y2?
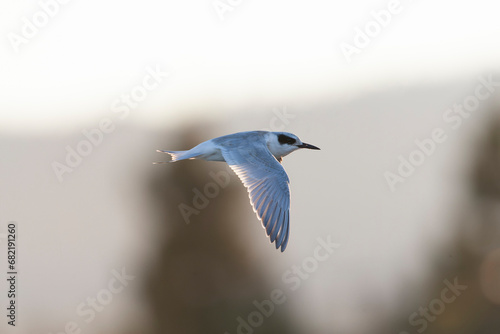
220,144,291,251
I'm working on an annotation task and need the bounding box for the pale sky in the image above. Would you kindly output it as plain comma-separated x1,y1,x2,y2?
1,0,499,133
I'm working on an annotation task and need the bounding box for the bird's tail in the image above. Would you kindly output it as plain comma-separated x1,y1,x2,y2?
154,150,200,163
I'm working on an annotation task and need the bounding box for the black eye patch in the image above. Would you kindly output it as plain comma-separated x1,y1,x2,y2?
278,134,296,145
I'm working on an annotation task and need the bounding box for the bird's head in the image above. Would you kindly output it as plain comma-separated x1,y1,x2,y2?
266,132,320,161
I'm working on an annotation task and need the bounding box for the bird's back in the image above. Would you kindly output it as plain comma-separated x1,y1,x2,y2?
211,131,268,149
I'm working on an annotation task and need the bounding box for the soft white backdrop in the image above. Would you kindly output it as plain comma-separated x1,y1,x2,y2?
1,0,500,132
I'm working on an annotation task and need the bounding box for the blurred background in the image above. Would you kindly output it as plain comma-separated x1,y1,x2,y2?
1,0,500,333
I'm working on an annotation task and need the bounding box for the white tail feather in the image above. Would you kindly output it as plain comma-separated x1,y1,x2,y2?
155,149,201,163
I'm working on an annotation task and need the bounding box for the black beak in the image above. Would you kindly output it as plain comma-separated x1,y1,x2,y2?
297,142,320,150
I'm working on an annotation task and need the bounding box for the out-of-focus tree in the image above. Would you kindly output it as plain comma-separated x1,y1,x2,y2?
388,111,500,334
141,125,295,334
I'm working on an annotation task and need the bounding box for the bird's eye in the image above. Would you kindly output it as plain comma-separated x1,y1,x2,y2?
278,134,296,145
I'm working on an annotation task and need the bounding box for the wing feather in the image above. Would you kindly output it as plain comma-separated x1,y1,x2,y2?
220,144,291,252
270,208,282,242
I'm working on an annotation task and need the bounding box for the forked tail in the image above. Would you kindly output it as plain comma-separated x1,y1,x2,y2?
154,149,200,163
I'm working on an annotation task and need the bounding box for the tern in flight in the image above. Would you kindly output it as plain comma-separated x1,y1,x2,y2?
156,131,320,251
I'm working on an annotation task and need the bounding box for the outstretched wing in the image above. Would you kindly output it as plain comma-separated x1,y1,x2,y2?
221,144,291,251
